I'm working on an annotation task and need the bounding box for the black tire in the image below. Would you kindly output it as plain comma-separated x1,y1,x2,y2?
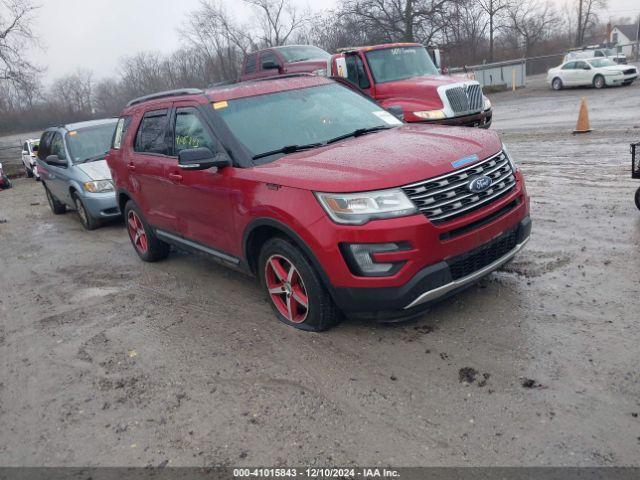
44,184,66,214
123,200,170,262
635,187,640,211
552,77,563,91
73,192,100,231
25,165,34,178
593,75,605,89
258,237,341,332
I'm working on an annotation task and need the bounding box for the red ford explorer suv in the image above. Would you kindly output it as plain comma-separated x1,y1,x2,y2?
107,75,530,331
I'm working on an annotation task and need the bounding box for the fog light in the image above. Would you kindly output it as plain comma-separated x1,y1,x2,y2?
344,243,404,277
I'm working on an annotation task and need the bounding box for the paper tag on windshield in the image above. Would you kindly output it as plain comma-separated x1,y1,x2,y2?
373,110,403,125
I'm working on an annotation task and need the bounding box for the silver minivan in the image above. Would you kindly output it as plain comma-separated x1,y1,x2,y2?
37,119,120,230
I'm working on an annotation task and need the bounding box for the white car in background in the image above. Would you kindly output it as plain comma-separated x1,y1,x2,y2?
548,58,638,90
564,48,627,65
21,138,40,180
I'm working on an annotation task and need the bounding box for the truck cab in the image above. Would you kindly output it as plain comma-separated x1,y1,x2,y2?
331,43,492,127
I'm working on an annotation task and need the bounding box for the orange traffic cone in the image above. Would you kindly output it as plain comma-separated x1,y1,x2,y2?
573,97,592,134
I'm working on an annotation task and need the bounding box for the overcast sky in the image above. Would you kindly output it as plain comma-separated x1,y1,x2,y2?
28,0,640,82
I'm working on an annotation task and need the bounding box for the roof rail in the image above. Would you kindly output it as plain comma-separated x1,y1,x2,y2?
126,88,204,107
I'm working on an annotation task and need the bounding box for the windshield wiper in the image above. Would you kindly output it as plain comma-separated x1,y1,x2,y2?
325,125,393,145
252,143,323,160
77,152,108,164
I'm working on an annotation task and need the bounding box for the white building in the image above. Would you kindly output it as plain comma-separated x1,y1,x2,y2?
610,24,639,59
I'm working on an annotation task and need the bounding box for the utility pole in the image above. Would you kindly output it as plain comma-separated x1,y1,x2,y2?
576,0,583,47
636,13,640,62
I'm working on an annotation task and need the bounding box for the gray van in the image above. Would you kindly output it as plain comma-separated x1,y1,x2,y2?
37,119,120,230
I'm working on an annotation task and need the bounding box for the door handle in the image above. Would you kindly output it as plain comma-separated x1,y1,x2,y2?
127,163,136,171
169,173,183,182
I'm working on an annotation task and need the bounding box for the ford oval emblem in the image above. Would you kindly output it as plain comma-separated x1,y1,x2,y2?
468,175,492,193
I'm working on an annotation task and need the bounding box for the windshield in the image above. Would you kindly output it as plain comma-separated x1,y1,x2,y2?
277,46,331,62
215,83,401,162
66,122,118,163
365,46,439,83
589,58,617,68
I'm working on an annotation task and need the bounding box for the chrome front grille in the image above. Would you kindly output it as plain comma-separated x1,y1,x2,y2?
402,152,516,223
445,83,483,114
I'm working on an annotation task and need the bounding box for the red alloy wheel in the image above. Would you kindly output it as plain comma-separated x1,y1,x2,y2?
127,210,148,253
265,254,309,323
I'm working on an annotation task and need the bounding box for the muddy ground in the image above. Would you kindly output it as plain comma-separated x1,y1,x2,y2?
1,72,640,467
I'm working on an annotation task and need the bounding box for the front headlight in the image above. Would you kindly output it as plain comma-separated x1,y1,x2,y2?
315,188,417,225
502,143,517,172
483,96,492,111
413,110,446,120
83,180,114,193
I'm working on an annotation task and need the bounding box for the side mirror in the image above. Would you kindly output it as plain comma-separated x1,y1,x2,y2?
178,147,230,171
46,154,67,167
583,66,591,70
262,60,280,71
22,150,29,155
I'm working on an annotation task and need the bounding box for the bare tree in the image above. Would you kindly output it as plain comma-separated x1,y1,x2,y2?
477,0,509,61
575,0,607,46
244,0,308,47
180,1,256,82
342,0,455,44
0,0,41,105
506,0,560,56
49,69,93,115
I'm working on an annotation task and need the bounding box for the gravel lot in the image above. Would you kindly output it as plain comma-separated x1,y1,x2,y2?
1,73,640,467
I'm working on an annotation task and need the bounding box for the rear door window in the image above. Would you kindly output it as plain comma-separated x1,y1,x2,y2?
245,54,258,74
562,62,576,70
134,110,169,155
260,51,278,70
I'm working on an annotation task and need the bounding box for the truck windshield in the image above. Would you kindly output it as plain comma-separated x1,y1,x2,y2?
215,83,401,162
277,45,331,62
66,122,118,164
365,46,439,83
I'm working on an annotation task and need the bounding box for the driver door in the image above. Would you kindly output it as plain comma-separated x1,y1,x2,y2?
574,61,592,85
336,53,374,98
167,102,235,254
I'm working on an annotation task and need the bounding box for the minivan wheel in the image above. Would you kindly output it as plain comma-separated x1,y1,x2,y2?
44,184,66,215
124,200,170,262
593,75,605,89
552,78,563,90
25,165,34,178
258,237,341,332
73,193,99,231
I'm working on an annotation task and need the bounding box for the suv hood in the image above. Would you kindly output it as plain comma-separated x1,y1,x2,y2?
76,159,113,181
253,125,502,192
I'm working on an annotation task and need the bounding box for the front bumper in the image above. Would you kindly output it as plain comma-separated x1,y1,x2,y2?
606,74,637,85
331,216,531,320
80,191,120,218
413,109,492,129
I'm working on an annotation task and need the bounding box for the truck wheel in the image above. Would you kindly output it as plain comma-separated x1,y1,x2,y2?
593,75,605,89
258,237,341,332
73,193,100,231
44,184,66,215
552,78,563,90
124,200,170,262
635,188,640,211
